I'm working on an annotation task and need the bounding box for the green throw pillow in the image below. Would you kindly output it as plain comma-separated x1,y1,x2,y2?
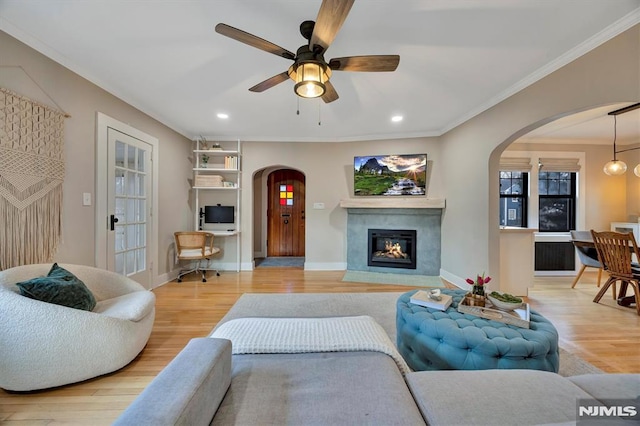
17,263,97,311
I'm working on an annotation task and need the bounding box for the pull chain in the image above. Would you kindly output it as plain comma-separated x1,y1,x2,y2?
318,98,322,126
296,96,300,116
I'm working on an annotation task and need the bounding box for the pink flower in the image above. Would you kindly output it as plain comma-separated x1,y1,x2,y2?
466,273,491,286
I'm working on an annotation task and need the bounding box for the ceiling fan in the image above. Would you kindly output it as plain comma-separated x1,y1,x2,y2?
215,0,400,103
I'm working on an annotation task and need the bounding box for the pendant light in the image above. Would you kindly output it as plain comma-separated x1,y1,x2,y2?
603,103,640,176
603,115,627,176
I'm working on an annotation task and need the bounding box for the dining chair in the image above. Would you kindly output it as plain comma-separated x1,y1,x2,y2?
570,230,603,289
590,230,640,315
174,231,221,282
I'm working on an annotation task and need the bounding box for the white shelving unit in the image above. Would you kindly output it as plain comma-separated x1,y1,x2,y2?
193,139,241,272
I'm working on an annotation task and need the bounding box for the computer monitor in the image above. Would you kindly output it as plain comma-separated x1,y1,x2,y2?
204,205,234,224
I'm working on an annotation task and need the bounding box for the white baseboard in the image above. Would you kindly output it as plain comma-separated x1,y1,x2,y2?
153,272,173,289
439,269,466,290
304,262,347,271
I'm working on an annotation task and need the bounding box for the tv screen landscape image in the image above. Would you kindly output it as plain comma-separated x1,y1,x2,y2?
354,154,427,196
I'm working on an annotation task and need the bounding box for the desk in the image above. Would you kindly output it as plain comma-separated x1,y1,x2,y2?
208,230,241,272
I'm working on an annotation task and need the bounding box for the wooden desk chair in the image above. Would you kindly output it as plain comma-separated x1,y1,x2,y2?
174,231,220,282
570,230,603,289
590,230,640,315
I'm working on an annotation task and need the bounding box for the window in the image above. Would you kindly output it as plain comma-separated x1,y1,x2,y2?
538,171,576,232
279,184,293,206
499,171,528,227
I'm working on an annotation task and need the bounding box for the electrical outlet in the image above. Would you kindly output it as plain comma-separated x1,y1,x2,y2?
313,202,325,209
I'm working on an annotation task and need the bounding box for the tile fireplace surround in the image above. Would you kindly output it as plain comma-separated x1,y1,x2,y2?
340,198,445,276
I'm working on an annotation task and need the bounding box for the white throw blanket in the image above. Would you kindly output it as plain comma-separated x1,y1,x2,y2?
210,315,410,375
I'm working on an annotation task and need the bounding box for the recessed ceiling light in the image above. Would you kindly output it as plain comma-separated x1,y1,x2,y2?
391,115,403,122
217,113,229,119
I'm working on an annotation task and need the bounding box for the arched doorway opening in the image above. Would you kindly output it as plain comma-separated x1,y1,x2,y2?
490,102,638,292
252,166,306,268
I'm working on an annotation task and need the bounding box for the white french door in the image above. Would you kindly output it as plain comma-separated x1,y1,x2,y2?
107,129,152,285
96,113,158,289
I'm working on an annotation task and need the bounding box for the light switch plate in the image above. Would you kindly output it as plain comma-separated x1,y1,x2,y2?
82,192,92,206
313,202,325,209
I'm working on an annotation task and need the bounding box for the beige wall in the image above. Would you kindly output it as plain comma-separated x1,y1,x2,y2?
440,24,639,287
505,142,627,229
2,23,638,287
0,31,193,285
240,138,443,269
620,143,640,219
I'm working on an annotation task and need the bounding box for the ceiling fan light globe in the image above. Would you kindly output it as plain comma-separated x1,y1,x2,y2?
295,81,325,98
289,61,330,98
603,160,627,176
633,164,640,177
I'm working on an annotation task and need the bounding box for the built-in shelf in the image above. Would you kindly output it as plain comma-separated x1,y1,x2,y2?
339,198,445,209
193,139,242,272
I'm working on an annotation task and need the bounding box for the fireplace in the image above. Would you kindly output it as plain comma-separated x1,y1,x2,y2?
368,229,417,269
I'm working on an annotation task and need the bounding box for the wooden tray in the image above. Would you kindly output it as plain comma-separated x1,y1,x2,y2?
457,294,530,328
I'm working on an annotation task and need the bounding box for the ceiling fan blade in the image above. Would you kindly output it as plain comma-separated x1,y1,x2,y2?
215,23,295,60
329,55,400,72
249,72,290,92
310,0,355,53
322,81,339,103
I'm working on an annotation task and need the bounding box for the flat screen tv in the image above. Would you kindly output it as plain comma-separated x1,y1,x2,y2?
354,154,427,196
204,205,235,223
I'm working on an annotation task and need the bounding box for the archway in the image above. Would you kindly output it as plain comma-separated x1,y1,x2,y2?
251,166,306,267
489,102,637,292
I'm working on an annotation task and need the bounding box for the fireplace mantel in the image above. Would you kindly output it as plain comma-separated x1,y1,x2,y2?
340,198,445,209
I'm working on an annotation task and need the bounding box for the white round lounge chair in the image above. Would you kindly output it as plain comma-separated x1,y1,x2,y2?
0,263,155,391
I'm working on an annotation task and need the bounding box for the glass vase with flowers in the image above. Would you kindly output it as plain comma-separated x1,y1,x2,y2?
465,273,491,306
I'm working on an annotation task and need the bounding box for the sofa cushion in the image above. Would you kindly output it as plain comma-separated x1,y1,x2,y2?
406,369,595,425
93,291,155,321
568,374,640,401
113,338,232,426
16,263,96,311
212,351,426,426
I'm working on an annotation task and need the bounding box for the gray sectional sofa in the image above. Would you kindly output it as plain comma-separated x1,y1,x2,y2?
115,293,640,425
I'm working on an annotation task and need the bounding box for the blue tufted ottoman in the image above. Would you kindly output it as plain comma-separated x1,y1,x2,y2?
396,289,559,372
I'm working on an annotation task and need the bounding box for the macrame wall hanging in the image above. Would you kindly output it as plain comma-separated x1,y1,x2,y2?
0,87,68,270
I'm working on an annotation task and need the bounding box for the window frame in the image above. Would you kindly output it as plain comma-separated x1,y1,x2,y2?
499,171,528,228
537,171,577,232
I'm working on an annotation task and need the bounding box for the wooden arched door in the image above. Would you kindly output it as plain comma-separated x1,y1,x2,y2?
267,169,305,257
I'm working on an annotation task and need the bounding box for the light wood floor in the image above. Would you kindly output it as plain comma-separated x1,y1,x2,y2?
1,269,638,425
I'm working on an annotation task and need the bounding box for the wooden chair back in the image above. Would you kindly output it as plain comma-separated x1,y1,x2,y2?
590,230,638,280
174,231,215,258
